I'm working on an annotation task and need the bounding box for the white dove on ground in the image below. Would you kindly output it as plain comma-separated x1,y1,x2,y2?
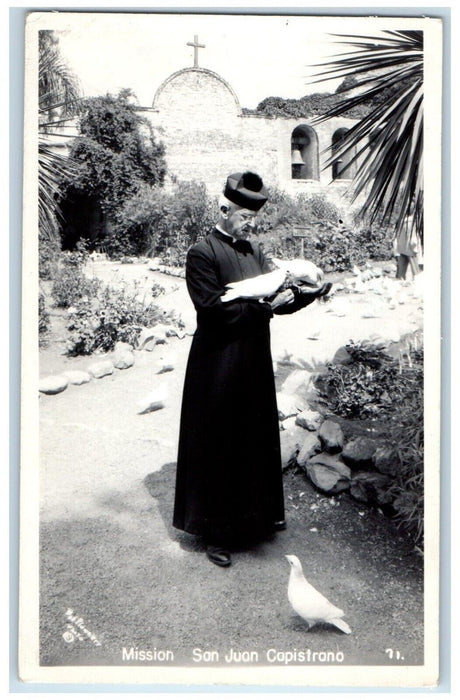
271,258,324,287
220,268,286,302
137,386,168,414
285,555,351,634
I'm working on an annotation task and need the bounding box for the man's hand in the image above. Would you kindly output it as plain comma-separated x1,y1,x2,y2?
295,281,332,302
268,288,295,310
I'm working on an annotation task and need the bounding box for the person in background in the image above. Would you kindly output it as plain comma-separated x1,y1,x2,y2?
394,213,422,280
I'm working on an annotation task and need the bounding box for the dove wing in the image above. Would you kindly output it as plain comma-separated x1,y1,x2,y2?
289,578,344,622
221,270,285,302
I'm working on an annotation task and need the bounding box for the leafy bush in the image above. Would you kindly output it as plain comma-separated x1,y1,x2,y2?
315,337,424,543
245,92,373,119
65,282,183,356
61,90,166,218
386,381,424,544
39,291,49,338
111,183,392,271
39,235,60,280
113,180,216,262
256,190,393,271
316,339,422,420
51,248,101,308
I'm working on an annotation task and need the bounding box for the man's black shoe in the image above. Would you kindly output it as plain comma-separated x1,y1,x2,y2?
274,520,287,531
206,545,232,567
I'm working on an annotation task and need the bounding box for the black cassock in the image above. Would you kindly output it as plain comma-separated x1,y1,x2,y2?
173,229,302,543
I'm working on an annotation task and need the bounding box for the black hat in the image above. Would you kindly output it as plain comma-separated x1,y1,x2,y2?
224,171,268,211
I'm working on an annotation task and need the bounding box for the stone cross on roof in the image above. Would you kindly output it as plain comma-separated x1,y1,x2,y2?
187,35,206,68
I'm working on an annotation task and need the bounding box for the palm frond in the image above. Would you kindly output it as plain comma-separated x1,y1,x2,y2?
38,139,78,240
310,31,423,239
38,32,81,241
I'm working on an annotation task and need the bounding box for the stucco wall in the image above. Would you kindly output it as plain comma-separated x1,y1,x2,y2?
146,67,358,201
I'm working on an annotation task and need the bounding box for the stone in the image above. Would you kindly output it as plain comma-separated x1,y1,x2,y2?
318,420,344,453
332,346,353,365
296,433,321,467
114,341,133,353
138,325,168,349
148,258,162,270
276,392,306,420
350,472,392,505
87,360,114,379
137,327,157,349
305,463,351,494
62,370,91,386
281,416,297,432
279,424,306,469
342,437,378,469
308,452,351,479
113,350,135,370
281,369,313,396
272,349,291,365
295,409,323,431
137,387,168,414
373,446,399,476
39,375,69,395
165,326,185,339
304,384,320,408
151,324,170,343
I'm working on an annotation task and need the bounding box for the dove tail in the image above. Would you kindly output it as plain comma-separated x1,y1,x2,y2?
329,618,351,634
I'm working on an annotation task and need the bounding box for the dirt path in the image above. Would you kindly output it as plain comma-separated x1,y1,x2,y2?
39,262,424,669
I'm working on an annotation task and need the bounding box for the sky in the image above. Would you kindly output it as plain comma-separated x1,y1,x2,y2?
40,12,404,109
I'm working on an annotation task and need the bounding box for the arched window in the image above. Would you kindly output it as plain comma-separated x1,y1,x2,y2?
332,128,356,180
291,125,319,180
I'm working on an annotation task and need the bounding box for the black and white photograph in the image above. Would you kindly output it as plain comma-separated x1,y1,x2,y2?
19,10,442,687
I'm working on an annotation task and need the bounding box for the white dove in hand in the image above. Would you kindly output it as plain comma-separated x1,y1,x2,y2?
221,268,286,302
272,258,324,287
285,555,351,634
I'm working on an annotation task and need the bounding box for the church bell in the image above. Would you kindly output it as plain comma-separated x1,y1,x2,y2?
291,149,305,166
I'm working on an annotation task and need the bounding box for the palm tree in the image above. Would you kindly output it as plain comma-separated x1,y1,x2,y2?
38,30,81,241
311,31,423,242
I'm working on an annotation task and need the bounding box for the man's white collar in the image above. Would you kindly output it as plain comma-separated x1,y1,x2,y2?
215,224,236,243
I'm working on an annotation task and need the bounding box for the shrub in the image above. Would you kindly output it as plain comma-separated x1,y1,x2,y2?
51,252,101,308
39,291,49,338
61,90,166,219
51,263,101,309
255,189,392,271
113,180,216,262
315,339,422,420
386,381,424,544
314,337,424,544
39,235,60,280
112,183,392,271
65,282,183,356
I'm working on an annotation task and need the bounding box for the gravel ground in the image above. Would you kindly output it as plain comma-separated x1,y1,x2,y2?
38,261,424,670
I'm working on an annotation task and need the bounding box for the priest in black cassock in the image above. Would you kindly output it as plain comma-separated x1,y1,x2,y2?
173,172,329,566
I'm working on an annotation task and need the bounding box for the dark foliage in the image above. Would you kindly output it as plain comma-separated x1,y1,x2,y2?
60,91,167,222
39,291,49,339
50,245,101,308
246,92,372,120
39,235,60,280
255,188,392,271
111,181,217,261
315,337,424,543
65,283,183,356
